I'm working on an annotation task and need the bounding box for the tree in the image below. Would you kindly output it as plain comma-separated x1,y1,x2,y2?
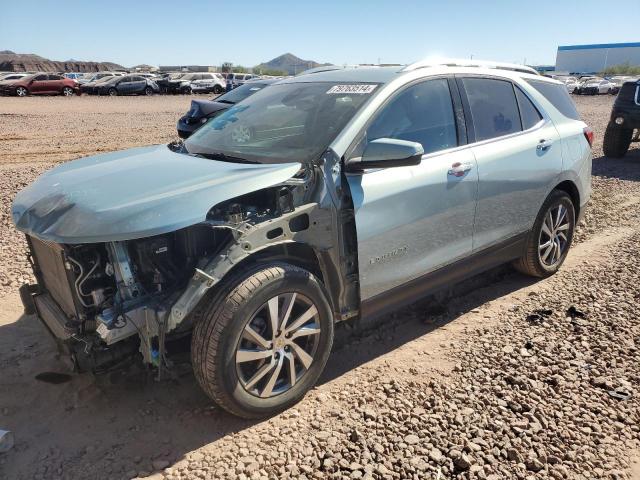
600,62,640,76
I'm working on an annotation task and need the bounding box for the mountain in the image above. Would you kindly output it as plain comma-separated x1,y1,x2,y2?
0,51,124,73
254,53,331,75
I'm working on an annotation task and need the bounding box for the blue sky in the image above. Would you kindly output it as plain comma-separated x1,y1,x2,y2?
1,0,638,68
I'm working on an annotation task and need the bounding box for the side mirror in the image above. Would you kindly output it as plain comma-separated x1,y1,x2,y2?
347,138,424,171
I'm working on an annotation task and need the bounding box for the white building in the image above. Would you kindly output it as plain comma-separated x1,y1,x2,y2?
555,42,640,74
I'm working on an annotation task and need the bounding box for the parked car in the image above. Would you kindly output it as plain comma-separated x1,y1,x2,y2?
78,72,122,85
0,73,29,83
603,79,640,157
226,73,260,91
190,73,226,94
135,72,158,79
0,73,81,97
177,79,277,138
64,73,85,80
95,75,160,96
575,77,615,95
556,76,579,93
13,60,592,418
607,76,639,96
163,73,223,94
81,75,123,95
156,72,188,93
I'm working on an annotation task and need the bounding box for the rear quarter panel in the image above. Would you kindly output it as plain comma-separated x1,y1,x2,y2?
517,78,592,212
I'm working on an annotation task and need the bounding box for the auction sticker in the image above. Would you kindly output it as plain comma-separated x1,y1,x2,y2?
327,84,377,94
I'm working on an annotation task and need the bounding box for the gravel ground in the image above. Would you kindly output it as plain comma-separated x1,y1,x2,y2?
0,93,639,480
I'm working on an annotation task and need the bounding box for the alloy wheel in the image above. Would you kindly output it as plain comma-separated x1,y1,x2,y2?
62,87,73,96
235,292,321,398
16,87,27,97
538,203,571,266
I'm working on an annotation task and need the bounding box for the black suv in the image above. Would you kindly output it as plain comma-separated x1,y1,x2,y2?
604,80,640,157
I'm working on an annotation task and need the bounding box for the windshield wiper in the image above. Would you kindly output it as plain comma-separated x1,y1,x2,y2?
190,151,257,164
216,99,235,104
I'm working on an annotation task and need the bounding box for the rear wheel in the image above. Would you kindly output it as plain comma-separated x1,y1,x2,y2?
16,86,28,97
108,88,118,97
514,190,575,278
191,263,334,418
603,123,633,158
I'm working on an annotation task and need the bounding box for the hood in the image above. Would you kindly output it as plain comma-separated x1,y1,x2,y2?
12,145,301,244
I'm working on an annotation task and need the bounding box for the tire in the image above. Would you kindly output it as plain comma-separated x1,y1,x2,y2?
191,262,334,418
603,123,633,158
213,85,223,94
16,86,28,97
144,86,153,96
62,87,74,96
108,88,118,97
514,190,575,278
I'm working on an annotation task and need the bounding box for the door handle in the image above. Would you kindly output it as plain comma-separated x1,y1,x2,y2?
537,139,553,152
448,161,473,177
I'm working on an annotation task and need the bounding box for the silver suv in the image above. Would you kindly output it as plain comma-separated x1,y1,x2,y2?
13,59,592,418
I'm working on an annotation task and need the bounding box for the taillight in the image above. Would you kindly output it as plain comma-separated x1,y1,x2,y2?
583,127,594,148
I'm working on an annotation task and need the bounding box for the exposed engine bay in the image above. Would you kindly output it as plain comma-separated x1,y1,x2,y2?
23,162,358,374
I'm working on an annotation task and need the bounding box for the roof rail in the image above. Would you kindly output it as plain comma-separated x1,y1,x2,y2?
298,64,386,76
402,58,539,76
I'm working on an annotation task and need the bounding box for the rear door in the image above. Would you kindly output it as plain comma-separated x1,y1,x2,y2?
130,76,146,94
47,74,64,93
347,77,478,300
457,76,563,251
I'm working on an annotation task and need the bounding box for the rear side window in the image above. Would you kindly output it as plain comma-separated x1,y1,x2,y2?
525,79,580,120
461,78,522,141
515,87,543,130
368,78,458,155
48,75,62,81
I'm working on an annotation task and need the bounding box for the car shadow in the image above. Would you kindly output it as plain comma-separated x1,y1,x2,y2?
592,148,640,181
0,263,539,479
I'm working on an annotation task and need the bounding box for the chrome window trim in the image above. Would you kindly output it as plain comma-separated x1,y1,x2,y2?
347,119,547,175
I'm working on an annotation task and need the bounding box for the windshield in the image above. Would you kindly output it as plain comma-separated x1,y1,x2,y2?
184,82,377,164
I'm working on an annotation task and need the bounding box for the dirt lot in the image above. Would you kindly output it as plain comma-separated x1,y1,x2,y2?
0,94,639,480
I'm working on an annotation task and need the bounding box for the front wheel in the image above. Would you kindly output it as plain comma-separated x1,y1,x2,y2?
108,88,118,96
514,190,575,278
16,86,28,97
144,86,153,96
191,263,334,418
213,85,223,94
603,123,633,158
62,87,74,96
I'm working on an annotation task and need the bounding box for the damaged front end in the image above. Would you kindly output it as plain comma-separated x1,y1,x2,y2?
16,150,357,374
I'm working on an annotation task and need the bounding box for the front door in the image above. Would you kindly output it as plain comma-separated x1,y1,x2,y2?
29,74,48,94
456,76,564,251
117,76,134,95
347,78,478,300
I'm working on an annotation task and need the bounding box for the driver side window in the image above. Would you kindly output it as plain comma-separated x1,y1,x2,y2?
367,79,458,155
